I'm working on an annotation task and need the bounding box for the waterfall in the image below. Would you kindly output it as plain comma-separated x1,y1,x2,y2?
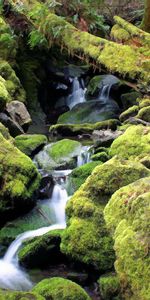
66,77,86,109
0,175,69,291
98,84,112,103
77,146,92,167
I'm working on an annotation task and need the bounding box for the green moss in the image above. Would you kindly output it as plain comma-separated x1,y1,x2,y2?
0,122,12,140
91,152,109,162
18,229,63,268
15,134,47,156
119,106,139,123
0,133,41,223
94,147,109,155
139,98,150,108
104,177,150,300
86,75,105,98
98,273,121,300
61,157,149,270
48,139,81,162
0,290,44,300
137,106,150,122
32,277,91,300
111,24,130,42
110,125,150,160
70,161,102,192
50,119,120,136
0,60,26,102
0,77,10,111
0,17,17,61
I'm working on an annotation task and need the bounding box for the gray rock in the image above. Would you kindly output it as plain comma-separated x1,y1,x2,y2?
6,101,32,131
0,112,24,137
93,129,122,147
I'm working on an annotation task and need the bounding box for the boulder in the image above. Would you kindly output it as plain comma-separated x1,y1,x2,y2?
61,157,150,271
0,290,44,300
0,112,24,137
50,119,120,137
86,75,120,100
98,273,121,300
137,106,150,122
35,139,82,171
6,101,32,131
91,152,109,162
120,91,141,109
0,133,41,226
119,105,139,122
70,161,102,192
15,134,47,157
104,177,150,300
32,277,91,300
58,100,120,124
93,129,122,147
18,229,64,268
110,125,150,160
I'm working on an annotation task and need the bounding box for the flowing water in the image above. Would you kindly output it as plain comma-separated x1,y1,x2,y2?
66,77,86,109
0,174,69,291
98,84,112,103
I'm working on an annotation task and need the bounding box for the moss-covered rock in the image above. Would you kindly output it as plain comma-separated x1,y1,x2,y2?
50,119,120,137
137,106,150,122
139,98,150,108
32,277,91,300
70,161,102,192
0,61,26,103
0,122,12,140
58,100,119,124
94,146,109,155
0,133,41,225
104,177,150,300
61,157,149,270
18,229,63,268
86,75,120,99
120,92,141,109
98,273,121,300
0,76,10,111
15,134,47,156
91,152,109,162
119,106,139,122
0,290,44,300
35,139,82,171
110,125,150,160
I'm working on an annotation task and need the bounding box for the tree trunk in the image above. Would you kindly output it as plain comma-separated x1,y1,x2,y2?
141,0,150,33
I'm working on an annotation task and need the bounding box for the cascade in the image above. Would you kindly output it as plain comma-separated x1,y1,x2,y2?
77,146,92,167
98,84,112,103
66,77,86,109
0,173,69,291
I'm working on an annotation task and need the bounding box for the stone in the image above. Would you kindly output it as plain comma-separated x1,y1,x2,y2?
120,91,141,109
0,112,24,137
32,277,91,300
86,75,120,99
0,133,41,226
6,101,32,131
137,106,150,122
119,105,139,122
93,129,122,147
35,139,82,171
58,100,120,124
15,134,47,157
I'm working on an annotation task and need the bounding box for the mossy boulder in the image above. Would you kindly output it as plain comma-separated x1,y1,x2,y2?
35,139,82,171
86,75,120,99
0,290,44,300
120,92,141,109
0,61,26,103
70,161,102,192
18,229,64,268
0,133,41,225
110,125,150,160
61,157,149,270
32,277,91,300
15,134,47,156
104,177,150,300
91,152,109,162
98,273,121,300
137,106,150,122
0,122,12,140
119,105,139,122
139,98,150,108
58,100,119,124
50,119,120,137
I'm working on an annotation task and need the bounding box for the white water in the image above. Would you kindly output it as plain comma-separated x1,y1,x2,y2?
0,179,68,291
67,77,86,109
98,84,112,103
77,146,92,167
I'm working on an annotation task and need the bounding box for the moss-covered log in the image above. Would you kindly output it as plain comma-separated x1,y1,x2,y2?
7,0,150,88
